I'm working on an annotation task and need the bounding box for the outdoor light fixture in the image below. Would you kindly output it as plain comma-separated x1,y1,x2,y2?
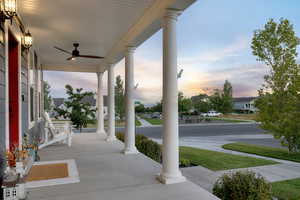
0,0,17,23
22,30,32,49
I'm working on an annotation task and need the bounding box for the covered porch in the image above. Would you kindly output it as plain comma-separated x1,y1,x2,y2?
27,133,218,200
18,0,197,185
11,0,220,199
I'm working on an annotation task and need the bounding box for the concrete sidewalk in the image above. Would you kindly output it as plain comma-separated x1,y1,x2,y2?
182,162,300,192
137,116,153,127
153,136,300,191
28,133,219,200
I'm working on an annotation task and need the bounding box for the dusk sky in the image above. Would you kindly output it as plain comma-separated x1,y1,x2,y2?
44,0,300,105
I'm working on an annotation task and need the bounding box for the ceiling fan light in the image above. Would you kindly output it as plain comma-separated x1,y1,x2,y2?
71,57,76,61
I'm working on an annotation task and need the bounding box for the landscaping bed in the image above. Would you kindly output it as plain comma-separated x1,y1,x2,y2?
223,142,300,163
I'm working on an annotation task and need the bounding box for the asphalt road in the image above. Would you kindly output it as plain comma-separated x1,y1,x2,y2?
80,123,283,148
124,124,266,139
119,123,283,148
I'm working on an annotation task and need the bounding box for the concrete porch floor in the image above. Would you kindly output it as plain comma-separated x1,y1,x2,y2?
28,133,219,200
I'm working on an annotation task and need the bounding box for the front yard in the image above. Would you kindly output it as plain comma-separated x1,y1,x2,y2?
272,178,300,200
179,146,277,171
221,113,257,121
143,116,249,125
223,142,300,163
144,118,162,125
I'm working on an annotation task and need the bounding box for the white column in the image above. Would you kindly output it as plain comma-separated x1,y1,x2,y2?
158,9,186,184
123,46,138,154
106,64,116,141
96,72,106,135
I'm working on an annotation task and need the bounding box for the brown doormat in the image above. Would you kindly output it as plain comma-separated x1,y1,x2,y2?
26,163,69,182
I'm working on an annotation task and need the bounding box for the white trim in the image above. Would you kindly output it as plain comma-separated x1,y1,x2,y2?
26,159,80,188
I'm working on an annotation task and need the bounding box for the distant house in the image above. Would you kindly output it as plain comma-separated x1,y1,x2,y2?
233,97,258,113
53,98,66,110
52,95,108,118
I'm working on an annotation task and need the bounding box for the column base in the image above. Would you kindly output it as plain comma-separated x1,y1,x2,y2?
122,147,139,155
96,130,107,136
105,136,117,142
157,172,186,184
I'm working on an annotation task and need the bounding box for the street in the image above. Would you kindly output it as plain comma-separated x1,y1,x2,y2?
81,123,282,149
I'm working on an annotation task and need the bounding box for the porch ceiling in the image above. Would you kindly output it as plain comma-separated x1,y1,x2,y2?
19,0,195,73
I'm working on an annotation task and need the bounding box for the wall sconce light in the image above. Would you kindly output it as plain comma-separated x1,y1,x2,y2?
22,30,32,50
0,0,17,23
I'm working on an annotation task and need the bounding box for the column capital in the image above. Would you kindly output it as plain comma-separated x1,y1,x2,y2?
164,8,182,21
125,46,136,54
96,71,104,77
106,62,115,69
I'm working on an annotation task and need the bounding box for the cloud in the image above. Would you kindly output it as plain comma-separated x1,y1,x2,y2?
179,63,268,98
44,71,100,97
181,37,250,65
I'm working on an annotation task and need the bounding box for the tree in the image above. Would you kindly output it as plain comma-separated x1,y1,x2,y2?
209,89,223,112
191,94,210,113
115,75,125,120
178,92,192,113
151,101,162,113
43,81,53,112
55,85,96,132
135,103,146,113
252,18,300,152
209,80,233,114
221,80,233,114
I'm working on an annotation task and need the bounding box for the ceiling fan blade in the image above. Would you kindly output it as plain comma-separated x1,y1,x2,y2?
78,55,105,59
66,56,75,61
54,46,72,55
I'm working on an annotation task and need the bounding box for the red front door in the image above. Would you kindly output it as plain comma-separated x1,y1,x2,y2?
8,31,19,151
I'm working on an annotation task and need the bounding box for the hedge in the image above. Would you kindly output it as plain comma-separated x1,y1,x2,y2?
116,133,161,163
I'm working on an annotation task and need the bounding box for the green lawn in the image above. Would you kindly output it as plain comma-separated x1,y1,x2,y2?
208,117,250,123
144,118,163,125
179,146,277,171
272,178,300,200
223,143,300,163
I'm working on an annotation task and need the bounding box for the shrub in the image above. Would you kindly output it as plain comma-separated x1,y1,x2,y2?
116,132,124,142
212,171,272,200
180,158,191,167
138,139,161,163
116,132,161,163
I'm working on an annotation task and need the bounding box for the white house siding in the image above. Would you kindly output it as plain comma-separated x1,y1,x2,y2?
0,26,5,151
